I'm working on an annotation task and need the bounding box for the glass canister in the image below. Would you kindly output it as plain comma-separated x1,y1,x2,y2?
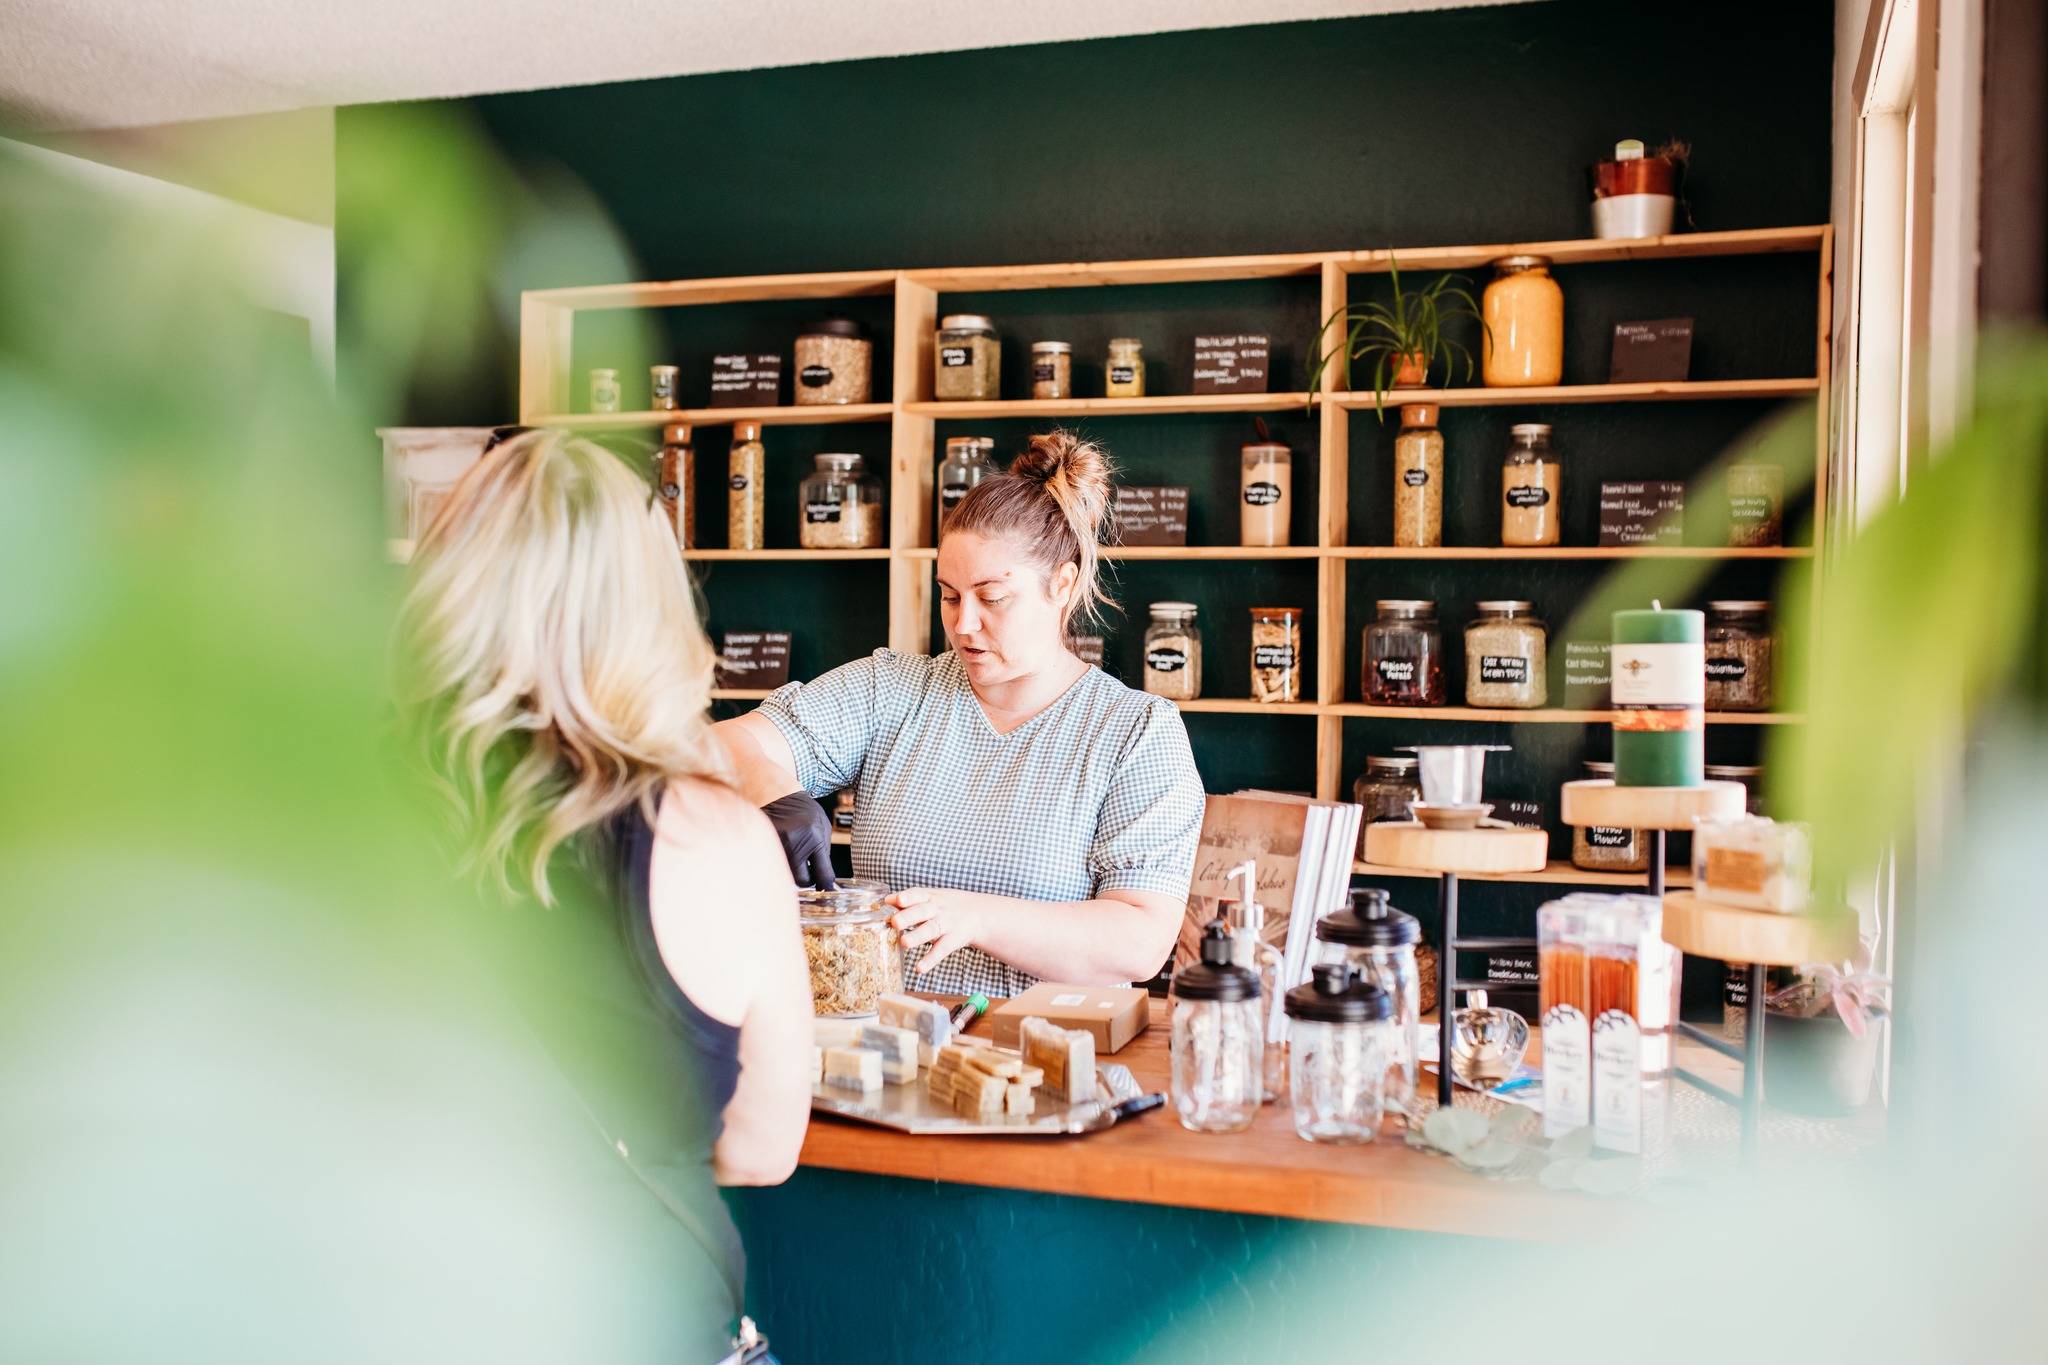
1312,888,1423,1129
1240,439,1291,547
1705,600,1773,711
1105,337,1146,398
799,453,883,549
1352,756,1422,855
727,421,765,551
1706,763,1766,816
1481,254,1564,387
1249,606,1301,704
1392,403,1443,548
1142,602,1202,701
797,879,901,1018
1464,599,1548,708
1363,599,1444,706
654,422,695,549
1284,963,1393,1144
794,319,873,405
1501,423,1562,547
1571,760,1651,872
1030,341,1072,399
1223,896,1286,1103
649,364,681,411
935,314,1000,400
589,367,621,414
936,435,996,540
1169,919,1265,1133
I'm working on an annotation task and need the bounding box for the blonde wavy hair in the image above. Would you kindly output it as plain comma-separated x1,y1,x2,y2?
398,428,724,902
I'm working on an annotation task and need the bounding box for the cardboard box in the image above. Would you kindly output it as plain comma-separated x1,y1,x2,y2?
987,983,1151,1054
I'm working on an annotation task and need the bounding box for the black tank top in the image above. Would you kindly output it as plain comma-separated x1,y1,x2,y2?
605,797,745,1135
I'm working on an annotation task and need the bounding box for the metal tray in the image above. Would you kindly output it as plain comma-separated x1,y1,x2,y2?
811,1057,1150,1137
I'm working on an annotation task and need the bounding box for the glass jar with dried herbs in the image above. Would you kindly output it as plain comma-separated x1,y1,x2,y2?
1501,423,1562,547
1030,341,1072,399
1143,602,1201,701
1705,601,1773,711
726,421,765,551
934,315,1000,401
799,453,882,550
1464,599,1547,708
1249,607,1302,704
654,422,695,549
794,319,873,405
1392,403,1443,548
798,880,901,1018
1363,600,1443,706
1570,760,1650,873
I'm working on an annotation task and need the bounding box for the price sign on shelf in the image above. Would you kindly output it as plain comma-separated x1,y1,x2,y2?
1598,481,1686,546
1561,638,1612,710
1191,334,1271,395
709,354,782,407
1112,485,1190,547
1608,318,1694,384
716,631,792,690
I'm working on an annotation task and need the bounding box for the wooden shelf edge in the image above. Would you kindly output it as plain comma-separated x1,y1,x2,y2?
1337,225,1829,272
1332,378,1818,409
904,252,1330,291
904,393,1314,419
1327,705,1804,725
527,403,894,429
1353,858,1695,890
685,549,892,561
710,688,773,701
1328,546,1813,560
1175,699,1320,715
523,268,899,310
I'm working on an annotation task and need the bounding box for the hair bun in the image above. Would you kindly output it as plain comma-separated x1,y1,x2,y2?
1014,430,1113,528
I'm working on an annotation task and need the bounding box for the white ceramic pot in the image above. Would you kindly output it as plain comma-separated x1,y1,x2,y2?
1592,193,1677,240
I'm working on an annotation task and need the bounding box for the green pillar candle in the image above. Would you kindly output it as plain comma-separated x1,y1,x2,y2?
1610,602,1704,787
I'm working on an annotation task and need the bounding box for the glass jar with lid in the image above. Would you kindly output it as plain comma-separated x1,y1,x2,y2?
654,422,695,549
1142,602,1201,701
1169,918,1265,1133
799,453,883,549
1029,341,1072,399
797,878,901,1018
727,420,765,551
794,318,874,405
1392,403,1443,548
1240,439,1291,547
1705,601,1773,711
1105,337,1146,398
1363,599,1444,706
1249,606,1301,704
1705,763,1766,815
649,364,681,411
589,367,621,414
1313,888,1423,1129
1285,963,1394,1144
934,314,1000,400
1352,756,1422,849
1481,254,1564,387
1464,600,1548,708
1571,760,1651,872
936,435,996,540
1501,424,1562,547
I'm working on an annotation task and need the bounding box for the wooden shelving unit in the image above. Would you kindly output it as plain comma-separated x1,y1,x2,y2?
518,224,1831,808
1354,858,1694,890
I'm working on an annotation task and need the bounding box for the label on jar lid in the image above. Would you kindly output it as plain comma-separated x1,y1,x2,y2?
805,501,843,524
939,346,972,368
1243,480,1283,506
1145,648,1188,673
1375,658,1417,684
1253,644,1296,670
1479,655,1529,685
799,364,834,388
1109,365,1137,385
1403,468,1430,487
1505,484,1552,509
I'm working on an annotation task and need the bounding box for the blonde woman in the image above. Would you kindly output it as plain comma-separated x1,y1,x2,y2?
400,429,812,1200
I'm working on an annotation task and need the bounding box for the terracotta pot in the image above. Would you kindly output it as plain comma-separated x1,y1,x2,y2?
1390,352,1429,387
1763,1011,1881,1116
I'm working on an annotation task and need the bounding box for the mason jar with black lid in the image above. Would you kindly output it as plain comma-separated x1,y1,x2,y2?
1284,964,1395,1144
1312,888,1423,1127
1169,919,1264,1133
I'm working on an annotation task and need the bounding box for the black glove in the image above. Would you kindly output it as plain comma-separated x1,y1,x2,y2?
761,791,838,890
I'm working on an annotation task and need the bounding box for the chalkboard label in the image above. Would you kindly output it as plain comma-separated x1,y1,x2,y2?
1588,826,1633,848
1609,318,1694,384
1403,469,1430,487
1598,481,1686,546
1191,333,1271,394
709,353,783,407
1486,952,1541,986
1253,644,1296,669
1562,638,1611,709
1109,364,1137,386
1497,797,1545,830
716,630,792,690
799,364,833,388
1480,655,1530,685
1112,485,1189,547
1243,480,1283,506
805,501,842,524
1505,484,1551,509
940,346,971,368
1146,648,1188,673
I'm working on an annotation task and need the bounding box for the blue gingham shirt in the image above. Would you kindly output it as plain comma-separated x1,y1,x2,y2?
757,649,1204,998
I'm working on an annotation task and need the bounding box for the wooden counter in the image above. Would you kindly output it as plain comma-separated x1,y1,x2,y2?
799,999,1617,1240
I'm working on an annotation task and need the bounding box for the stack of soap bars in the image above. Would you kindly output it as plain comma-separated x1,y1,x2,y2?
925,1043,1043,1118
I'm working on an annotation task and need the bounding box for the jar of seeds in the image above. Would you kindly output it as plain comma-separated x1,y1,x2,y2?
1105,337,1146,398
1464,599,1547,708
935,315,1000,400
1363,600,1443,706
798,879,901,1018
589,367,621,414
1392,404,1443,548
727,421,765,551
1250,607,1302,704
1705,601,1773,711
654,423,695,549
649,364,681,411
799,453,882,549
794,319,873,405
1030,341,1073,399
1570,760,1650,872
937,435,996,540
1143,602,1201,701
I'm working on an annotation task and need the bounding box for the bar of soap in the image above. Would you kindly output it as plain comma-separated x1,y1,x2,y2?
1005,1081,1036,1116
814,1019,862,1050
879,993,953,1049
857,1023,919,1070
1020,1016,1096,1103
823,1046,882,1093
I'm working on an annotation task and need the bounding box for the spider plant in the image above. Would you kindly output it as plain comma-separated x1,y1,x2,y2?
1306,257,1488,416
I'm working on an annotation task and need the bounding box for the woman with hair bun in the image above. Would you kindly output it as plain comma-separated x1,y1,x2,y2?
718,431,1203,997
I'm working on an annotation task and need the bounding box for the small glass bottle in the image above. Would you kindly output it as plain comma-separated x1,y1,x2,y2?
1705,600,1774,712
1030,341,1072,399
1223,894,1286,1102
1481,254,1564,387
1464,599,1547,708
1501,423,1561,547
934,315,1000,401
1363,599,1444,706
798,453,882,550
1169,918,1264,1133
589,367,621,414
1570,760,1650,872
1392,403,1443,548
936,435,996,541
1240,439,1291,547
1142,602,1201,701
1248,606,1301,704
1105,337,1146,398
654,422,694,548
648,365,681,411
726,421,765,551
1285,963,1393,1144
1311,888,1423,1130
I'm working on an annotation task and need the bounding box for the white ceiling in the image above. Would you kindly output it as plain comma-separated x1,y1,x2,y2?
1,0,1526,131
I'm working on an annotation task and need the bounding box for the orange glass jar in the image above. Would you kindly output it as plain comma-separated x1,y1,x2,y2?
1481,255,1564,387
